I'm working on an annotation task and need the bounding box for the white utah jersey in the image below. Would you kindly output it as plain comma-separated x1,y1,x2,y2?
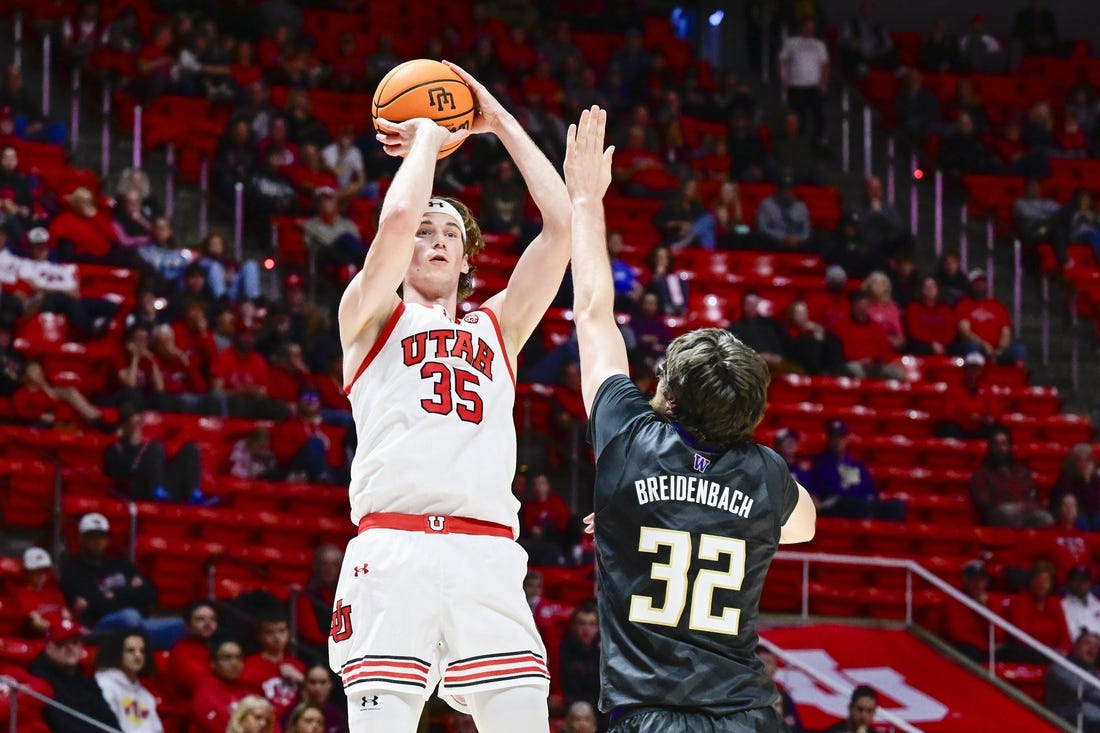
344,302,519,534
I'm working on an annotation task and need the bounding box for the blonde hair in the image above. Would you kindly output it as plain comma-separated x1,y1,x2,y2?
227,696,275,733
861,271,892,301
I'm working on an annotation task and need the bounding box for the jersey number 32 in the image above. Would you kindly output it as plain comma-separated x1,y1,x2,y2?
629,526,746,637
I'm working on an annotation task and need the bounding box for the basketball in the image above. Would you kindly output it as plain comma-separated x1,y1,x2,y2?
372,59,476,159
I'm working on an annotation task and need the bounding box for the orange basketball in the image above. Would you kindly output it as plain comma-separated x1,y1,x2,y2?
372,59,476,159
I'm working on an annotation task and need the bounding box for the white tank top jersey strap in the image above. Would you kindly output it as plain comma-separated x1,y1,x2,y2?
344,301,520,535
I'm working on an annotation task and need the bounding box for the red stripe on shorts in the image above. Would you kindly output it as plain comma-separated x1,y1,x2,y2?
445,664,551,684
446,653,545,673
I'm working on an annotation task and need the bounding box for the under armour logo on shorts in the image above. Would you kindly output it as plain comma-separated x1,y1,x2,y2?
353,563,369,577
361,695,379,709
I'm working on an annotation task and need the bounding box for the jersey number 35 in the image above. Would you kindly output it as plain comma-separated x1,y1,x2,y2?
628,526,746,637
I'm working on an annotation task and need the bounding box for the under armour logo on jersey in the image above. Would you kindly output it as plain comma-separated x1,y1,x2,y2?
361,695,379,709
693,454,711,472
427,515,446,532
353,563,369,577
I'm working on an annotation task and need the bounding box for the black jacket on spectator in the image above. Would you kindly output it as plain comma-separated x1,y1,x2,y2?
60,552,157,625
730,315,787,358
558,632,600,707
28,652,120,733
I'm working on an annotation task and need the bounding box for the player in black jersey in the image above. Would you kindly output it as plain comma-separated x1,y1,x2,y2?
563,108,818,732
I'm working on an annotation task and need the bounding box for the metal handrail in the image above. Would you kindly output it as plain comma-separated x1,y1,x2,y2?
756,637,924,733
1,675,122,733
774,550,1100,696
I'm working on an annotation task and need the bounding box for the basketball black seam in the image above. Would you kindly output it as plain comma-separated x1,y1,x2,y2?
375,78,469,109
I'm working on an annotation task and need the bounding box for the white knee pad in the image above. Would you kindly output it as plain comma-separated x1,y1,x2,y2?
467,685,550,733
345,689,425,733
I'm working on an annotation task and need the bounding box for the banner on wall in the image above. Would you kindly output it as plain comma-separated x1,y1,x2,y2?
762,624,1060,733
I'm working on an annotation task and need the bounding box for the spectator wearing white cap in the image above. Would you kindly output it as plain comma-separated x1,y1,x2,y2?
301,186,364,273
937,352,1006,440
59,512,185,650
11,546,71,638
955,268,1027,365
28,617,121,733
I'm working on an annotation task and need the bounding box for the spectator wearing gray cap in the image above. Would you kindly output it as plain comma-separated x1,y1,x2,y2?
302,186,364,273
807,420,905,520
1046,629,1100,730
11,546,71,637
807,265,851,331
754,176,812,251
59,512,185,650
942,560,1003,662
955,268,1026,365
1062,566,1100,640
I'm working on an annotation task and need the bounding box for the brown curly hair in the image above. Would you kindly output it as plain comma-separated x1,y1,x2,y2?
439,196,485,302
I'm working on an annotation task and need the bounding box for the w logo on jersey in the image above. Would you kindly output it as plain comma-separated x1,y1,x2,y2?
693,454,711,472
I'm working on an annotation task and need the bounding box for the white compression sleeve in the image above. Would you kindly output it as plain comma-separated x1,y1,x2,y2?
466,685,550,733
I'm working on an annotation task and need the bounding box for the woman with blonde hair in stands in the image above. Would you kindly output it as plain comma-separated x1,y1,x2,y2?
227,695,275,733
861,270,905,352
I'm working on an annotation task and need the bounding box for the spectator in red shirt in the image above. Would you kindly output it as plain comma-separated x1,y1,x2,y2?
258,116,298,170
168,601,218,701
135,23,175,100
11,547,70,638
13,360,107,429
172,301,218,378
522,473,572,542
905,276,958,355
937,353,1006,439
294,545,342,660
523,570,571,636
111,324,164,410
942,560,1003,662
272,384,343,483
833,291,906,380
862,271,905,352
241,609,306,719
268,341,310,404
212,327,286,419
151,324,223,415
314,353,350,414
955,269,1026,364
1005,561,1071,663
806,265,851,331
49,187,123,264
191,640,257,733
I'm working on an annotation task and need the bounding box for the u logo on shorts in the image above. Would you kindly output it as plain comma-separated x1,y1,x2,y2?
427,515,446,532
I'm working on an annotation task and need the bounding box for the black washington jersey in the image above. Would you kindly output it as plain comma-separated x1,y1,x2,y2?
588,375,799,716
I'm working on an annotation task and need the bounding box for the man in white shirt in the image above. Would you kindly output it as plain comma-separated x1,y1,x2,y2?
1062,565,1100,639
779,19,830,145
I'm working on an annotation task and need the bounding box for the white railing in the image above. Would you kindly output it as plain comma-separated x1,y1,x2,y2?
757,637,924,733
1,675,122,733
774,551,1100,698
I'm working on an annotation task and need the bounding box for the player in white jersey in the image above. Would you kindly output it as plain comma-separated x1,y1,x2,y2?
331,63,575,733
